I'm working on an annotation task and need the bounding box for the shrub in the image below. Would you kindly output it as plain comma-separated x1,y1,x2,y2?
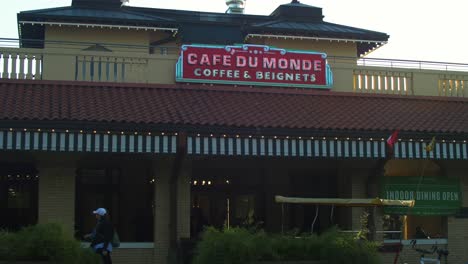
319,228,380,264
0,230,14,260
0,223,100,264
193,227,380,264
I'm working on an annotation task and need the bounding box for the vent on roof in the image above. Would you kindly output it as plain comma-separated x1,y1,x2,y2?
225,0,246,14
83,44,112,52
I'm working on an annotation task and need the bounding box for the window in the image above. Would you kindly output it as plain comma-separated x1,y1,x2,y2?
381,170,456,241
75,166,153,242
235,195,255,221
382,177,453,240
190,168,264,236
0,163,38,230
383,215,447,240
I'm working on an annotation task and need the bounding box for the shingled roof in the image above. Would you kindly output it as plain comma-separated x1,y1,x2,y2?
1,80,467,139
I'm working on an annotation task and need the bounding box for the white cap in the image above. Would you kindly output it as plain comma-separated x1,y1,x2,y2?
93,208,107,216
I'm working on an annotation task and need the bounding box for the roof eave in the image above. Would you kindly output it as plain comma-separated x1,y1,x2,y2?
18,20,179,32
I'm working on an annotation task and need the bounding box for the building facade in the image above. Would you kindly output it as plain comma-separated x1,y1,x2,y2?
1,0,468,263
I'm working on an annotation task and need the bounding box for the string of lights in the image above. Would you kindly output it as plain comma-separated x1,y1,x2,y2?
1,128,466,143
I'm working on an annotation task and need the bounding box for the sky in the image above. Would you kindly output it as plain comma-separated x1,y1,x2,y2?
3,0,468,64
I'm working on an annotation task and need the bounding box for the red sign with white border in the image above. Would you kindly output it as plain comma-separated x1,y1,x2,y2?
176,44,333,89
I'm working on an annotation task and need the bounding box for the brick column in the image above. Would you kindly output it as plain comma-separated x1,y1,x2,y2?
336,165,352,230
337,162,374,232
153,158,172,264
447,217,468,263
37,166,76,233
264,166,290,233
177,159,191,240
350,171,367,230
373,207,385,242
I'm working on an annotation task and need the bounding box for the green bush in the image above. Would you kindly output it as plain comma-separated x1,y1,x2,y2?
193,227,380,264
0,223,100,264
0,230,15,260
319,228,380,264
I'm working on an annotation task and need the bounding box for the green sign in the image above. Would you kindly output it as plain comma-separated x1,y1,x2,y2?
382,177,461,215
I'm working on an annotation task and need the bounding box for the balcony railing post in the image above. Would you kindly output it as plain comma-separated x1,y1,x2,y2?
35,54,43,80
89,56,94,81
2,53,9,79
109,57,116,82
26,54,33,79
19,54,26,79
352,72,357,92
10,53,17,79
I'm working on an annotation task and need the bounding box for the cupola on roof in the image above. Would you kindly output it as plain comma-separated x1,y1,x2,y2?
72,0,122,8
270,0,323,22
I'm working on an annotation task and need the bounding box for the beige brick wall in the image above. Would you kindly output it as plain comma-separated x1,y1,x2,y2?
38,167,76,233
446,164,468,263
112,248,154,264
177,160,191,240
447,217,468,263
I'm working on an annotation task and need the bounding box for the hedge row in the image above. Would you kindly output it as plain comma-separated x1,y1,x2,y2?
0,223,100,264
193,227,380,264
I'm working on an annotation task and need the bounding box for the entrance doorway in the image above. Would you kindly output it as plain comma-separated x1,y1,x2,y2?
190,169,263,237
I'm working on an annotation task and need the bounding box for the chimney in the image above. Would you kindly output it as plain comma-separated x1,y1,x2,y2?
225,0,246,14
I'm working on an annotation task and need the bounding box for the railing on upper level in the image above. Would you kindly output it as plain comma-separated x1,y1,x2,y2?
357,57,468,72
75,55,149,83
0,38,176,84
329,56,467,97
0,38,467,97
0,48,42,80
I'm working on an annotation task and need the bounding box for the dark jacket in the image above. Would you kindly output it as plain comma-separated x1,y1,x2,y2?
91,217,114,249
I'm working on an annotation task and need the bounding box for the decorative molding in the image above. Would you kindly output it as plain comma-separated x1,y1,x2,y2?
19,21,178,32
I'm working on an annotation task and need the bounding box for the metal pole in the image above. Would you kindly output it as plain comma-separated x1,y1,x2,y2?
281,203,284,234
311,206,319,235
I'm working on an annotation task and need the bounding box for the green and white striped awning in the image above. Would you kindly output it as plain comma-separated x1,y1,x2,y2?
393,140,467,160
2,131,467,160
187,136,468,160
0,130,177,154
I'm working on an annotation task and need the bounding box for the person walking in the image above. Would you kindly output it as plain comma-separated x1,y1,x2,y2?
85,208,114,264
